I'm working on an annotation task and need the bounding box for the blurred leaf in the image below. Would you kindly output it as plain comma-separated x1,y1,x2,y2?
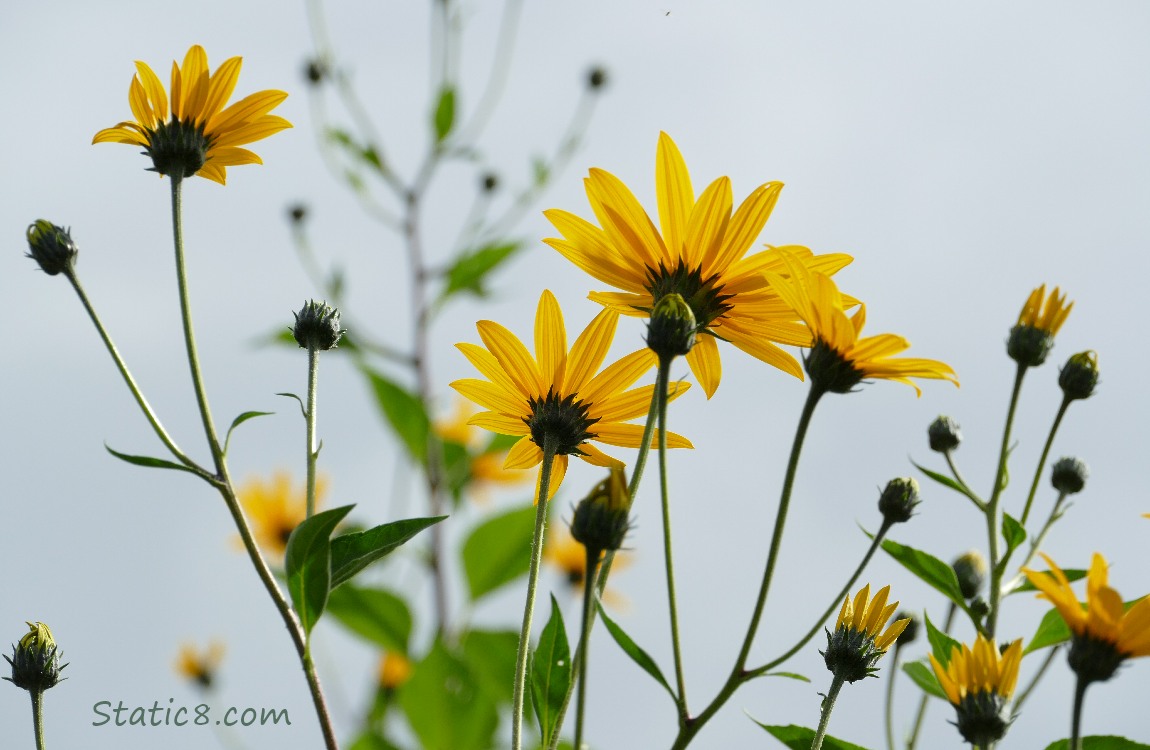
461,630,521,707
531,156,550,186
881,538,965,606
103,444,201,476
326,127,385,174
285,505,354,637
331,516,445,588
530,596,571,747
462,504,536,600
1044,738,1150,750
223,410,273,456
433,86,456,142
326,584,412,654
347,731,404,750
1014,568,1087,593
1025,607,1071,654
400,639,498,750
441,439,471,505
362,368,430,461
751,723,873,750
902,660,946,700
924,611,963,669
1002,513,1026,556
597,602,676,703
440,242,522,300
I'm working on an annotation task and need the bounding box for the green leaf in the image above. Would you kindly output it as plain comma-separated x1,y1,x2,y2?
276,391,307,419
902,660,946,700
347,731,404,750
924,611,963,669
399,639,498,750
104,444,201,476
912,459,972,497
285,505,354,637
1002,512,1026,556
530,596,571,747
1025,607,1071,654
330,516,445,588
1014,568,1087,593
762,671,810,682
441,439,471,505
362,368,430,461
440,242,522,300
881,538,965,605
223,410,273,456
1044,738,1150,750
751,722,873,750
460,630,521,707
326,584,412,654
433,86,456,142
461,504,536,601
597,601,677,703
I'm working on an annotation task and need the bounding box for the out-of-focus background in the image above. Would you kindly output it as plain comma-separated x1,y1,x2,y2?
3,1,1149,748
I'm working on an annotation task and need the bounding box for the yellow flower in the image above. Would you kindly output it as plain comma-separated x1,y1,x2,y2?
175,641,225,690
764,249,958,396
436,400,531,499
544,525,630,606
93,45,291,184
451,290,691,499
1023,553,1150,661
1017,284,1073,335
236,471,328,558
544,131,853,398
377,652,412,690
929,636,1022,746
823,584,909,682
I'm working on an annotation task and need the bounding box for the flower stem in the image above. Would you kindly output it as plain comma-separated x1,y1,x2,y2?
573,546,600,750
1010,644,1058,718
30,690,45,750
884,642,902,750
811,675,846,750
305,344,320,518
511,436,558,750
1018,396,1070,528
985,363,1027,637
905,602,956,750
1071,674,1089,750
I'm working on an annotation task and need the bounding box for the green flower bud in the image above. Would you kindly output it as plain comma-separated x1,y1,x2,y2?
570,467,630,553
26,220,78,276
928,415,962,453
1059,350,1099,401
968,596,990,621
586,66,608,90
1051,457,1088,495
878,477,920,525
292,300,344,351
4,622,66,693
647,292,696,359
952,550,987,600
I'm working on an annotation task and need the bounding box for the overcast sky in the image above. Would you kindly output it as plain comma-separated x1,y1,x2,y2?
3,2,1150,749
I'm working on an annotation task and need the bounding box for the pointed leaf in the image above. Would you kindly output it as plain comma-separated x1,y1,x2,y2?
433,86,456,142
361,368,431,461
912,459,972,497
440,242,522,300
1002,512,1026,556
881,538,965,605
326,583,412,654
276,391,307,419
104,444,201,476
924,611,963,669
1025,607,1072,654
530,596,571,747
223,410,273,455
902,660,946,700
762,671,810,682
462,504,536,600
285,504,354,637
751,722,874,750
1043,738,1150,750
330,516,446,588
597,602,676,703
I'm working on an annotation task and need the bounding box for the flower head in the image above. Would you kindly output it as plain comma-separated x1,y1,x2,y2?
544,132,853,398
451,290,691,499
1023,553,1150,683
877,477,921,525
822,584,909,682
1059,350,1099,401
929,636,1023,746
237,471,328,558
26,220,79,276
292,300,344,351
928,415,962,453
93,45,291,184
1007,285,1072,367
764,249,958,396
175,641,225,690
953,550,988,601
4,622,66,693
570,467,631,553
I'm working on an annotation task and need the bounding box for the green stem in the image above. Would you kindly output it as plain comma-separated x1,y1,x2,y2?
1018,397,1070,528
944,451,986,511
1071,674,1089,750
62,270,204,476
670,384,825,749
906,603,956,750
884,644,902,750
511,436,558,750
811,675,846,750
986,363,1027,637
1010,644,1058,718
305,345,320,518
573,546,600,750
655,356,689,723
30,690,45,750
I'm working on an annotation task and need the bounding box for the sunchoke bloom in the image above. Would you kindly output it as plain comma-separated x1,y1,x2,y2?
1007,284,1072,367
451,290,691,498
929,635,1023,746
4,622,65,693
544,132,853,398
822,585,909,683
93,45,291,183
1024,553,1150,684
175,641,225,690
237,472,328,558
764,249,958,396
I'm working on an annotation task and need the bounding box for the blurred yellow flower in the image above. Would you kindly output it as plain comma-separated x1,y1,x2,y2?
930,635,1023,706
377,651,412,690
544,526,629,605
545,131,852,398
237,471,328,558
436,399,530,499
93,45,291,184
175,641,225,690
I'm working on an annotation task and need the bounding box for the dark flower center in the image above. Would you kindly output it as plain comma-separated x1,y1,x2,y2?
644,262,733,334
1068,631,1128,684
805,339,865,394
524,388,599,456
145,118,209,179
953,690,1010,745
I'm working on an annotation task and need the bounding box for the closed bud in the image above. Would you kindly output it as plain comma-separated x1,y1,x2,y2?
1059,350,1099,401
968,596,990,621
292,300,344,351
480,172,499,192
892,611,918,646
26,220,78,276
1051,457,1088,495
928,415,962,453
586,66,608,90
287,204,308,225
878,477,920,525
953,550,987,600
647,293,696,359
570,467,630,554
304,59,328,85
4,622,66,693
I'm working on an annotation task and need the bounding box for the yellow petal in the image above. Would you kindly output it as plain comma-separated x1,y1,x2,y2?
477,320,544,399
655,131,694,265
564,309,619,394
581,349,657,407
685,334,722,399
534,291,567,390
